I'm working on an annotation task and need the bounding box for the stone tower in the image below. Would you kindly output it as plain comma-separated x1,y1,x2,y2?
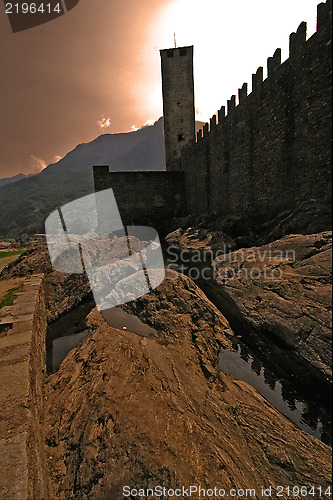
160,45,195,171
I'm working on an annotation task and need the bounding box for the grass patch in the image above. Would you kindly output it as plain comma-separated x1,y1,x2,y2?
0,249,25,259
0,285,23,309
0,249,25,273
2,249,22,254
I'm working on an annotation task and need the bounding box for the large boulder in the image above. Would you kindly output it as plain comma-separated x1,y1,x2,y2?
44,271,331,499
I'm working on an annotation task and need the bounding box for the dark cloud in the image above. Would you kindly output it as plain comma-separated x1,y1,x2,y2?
0,0,319,178
0,0,167,177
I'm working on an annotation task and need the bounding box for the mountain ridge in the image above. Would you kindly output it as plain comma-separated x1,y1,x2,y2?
0,118,204,238
0,173,25,188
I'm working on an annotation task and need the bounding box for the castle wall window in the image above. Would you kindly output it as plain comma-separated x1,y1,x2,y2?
180,48,187,56
167,50,174,57
178,134,185,141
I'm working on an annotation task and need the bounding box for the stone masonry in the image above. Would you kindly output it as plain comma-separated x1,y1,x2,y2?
0,275,48,500
177,0,332,220
160,45,195,170
93,0,332,230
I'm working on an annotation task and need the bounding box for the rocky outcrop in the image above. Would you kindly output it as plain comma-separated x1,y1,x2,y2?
167,200,332,250
44,271,331,499
212,231,332,382
1,234,162,322
254,202,332,246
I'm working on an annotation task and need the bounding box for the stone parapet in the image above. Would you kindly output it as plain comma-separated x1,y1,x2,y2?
0,274,48,500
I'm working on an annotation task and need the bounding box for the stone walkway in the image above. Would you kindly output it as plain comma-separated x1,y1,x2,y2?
0,274,48,500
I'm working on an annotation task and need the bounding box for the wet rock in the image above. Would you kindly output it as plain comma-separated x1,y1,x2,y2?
212,231,332,382
44,271,331,499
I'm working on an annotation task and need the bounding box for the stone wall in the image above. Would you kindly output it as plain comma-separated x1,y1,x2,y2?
93,1,331,231
177,0,332,221
93,167,186,227
0,274,48,500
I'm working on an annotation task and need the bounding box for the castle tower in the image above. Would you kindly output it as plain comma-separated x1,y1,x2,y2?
160,45,195,171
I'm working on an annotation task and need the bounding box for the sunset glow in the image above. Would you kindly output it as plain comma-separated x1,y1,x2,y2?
146,0,319,122
0,0,322,177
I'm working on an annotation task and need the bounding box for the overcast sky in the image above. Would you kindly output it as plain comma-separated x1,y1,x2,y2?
0,0,320,178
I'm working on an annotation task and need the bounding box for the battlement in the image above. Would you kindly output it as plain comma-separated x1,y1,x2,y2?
179,0,331,222
94,0,331,236
289,21,307,57
317,0,332,30
267,49,281,77
195,0,332,141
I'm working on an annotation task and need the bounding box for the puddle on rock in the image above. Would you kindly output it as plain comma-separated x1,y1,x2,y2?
102,307,158,337
52,330,90,372
46,298,95,374
47,299,158,374
164,246,332,445
219,339,332,445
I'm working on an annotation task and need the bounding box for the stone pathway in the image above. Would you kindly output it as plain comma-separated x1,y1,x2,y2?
0,274,48,500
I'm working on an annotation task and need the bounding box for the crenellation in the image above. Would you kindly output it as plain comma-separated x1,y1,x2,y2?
317,2,326,30
210,115,217,130
289,32,297,57
317,0,332,31
218,106,225,125
203,122,209,137
238,83,248,104
290,22,307,57
297,20,307,40
93,0,331,235
267,48,281,77
173,0,331,222
252,67,263,93
227,95,236,114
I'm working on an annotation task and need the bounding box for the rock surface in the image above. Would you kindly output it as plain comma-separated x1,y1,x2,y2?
0,234,162,321
165,226,236,252
44,271,331,499
167,200,332,249
212,231,332,382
